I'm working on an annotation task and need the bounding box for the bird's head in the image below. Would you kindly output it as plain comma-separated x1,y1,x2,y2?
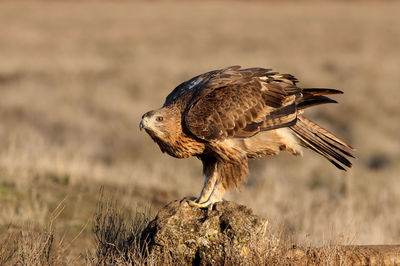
139,109,170,140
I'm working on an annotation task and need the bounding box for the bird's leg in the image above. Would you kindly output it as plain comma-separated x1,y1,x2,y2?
187,163,226,208
187,158,227,208
187,178,226,208
198,169,218,203
193,159,217,202
200,179,226,208
187,167,217,206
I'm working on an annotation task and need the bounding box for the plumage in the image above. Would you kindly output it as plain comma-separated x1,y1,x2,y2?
140,66,355,207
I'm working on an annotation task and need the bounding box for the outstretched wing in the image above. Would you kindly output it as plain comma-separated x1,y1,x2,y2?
184,66,302,141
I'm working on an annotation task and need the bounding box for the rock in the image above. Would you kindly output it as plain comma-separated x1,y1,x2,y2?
288,245,400,265
138,199,400,265
141,199,275,265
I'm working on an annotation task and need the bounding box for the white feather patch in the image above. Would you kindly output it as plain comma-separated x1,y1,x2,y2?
189,78,203,90
275,128,303,156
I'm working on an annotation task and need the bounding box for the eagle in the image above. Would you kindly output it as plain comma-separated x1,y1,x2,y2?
140,66,354,208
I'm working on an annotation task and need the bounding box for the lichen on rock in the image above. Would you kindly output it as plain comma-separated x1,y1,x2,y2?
141,199,277,264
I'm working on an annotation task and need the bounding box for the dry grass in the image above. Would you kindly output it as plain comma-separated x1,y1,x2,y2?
0,0,399,264
89,195,357,265
0,200,72,265
92,192,151,265
92,194,289,265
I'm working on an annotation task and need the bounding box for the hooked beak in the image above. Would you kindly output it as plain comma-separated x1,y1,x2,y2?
139,117,148,131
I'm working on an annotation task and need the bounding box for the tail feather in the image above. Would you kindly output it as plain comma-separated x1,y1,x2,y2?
300,116,353,150
297,95,337,110
302,88,343,95
297,88,343,110
290,116,354,170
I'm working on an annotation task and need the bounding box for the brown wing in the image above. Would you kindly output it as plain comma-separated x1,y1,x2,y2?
164,65,246,107
184,67,302,141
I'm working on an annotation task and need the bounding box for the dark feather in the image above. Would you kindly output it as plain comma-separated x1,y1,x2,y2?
290,116,354,170
259,118,297,132
302,88,343,95
297,94,338,110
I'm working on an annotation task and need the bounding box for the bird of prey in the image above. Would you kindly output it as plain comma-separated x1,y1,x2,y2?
140,66,354,208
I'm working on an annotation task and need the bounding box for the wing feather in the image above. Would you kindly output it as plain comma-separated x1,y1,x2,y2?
179,66,345,144
184,67,300,141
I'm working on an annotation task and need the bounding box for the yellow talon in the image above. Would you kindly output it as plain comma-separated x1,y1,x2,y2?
187,199,213,208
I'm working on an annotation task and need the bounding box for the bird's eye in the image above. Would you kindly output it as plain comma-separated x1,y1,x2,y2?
156,116,164,122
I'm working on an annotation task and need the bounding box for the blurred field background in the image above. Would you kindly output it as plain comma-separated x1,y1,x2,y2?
0,0,399,263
